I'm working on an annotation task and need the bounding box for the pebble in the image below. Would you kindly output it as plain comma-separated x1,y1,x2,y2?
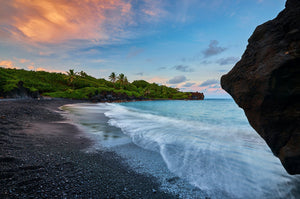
0,99,177,198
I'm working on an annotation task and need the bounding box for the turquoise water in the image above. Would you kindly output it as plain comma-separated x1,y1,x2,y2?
63,99,300,199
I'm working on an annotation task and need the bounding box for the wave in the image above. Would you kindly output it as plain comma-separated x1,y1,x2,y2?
103,103,300,199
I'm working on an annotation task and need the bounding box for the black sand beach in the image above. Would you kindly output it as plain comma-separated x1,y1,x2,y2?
0,99,177,198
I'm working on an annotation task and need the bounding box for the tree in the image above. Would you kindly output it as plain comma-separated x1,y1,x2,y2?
132,80,149,88
117,73,125,85
66,69,78,89
109,72,117,83
124,76,129,85
144,88,150,96
79,71,88,78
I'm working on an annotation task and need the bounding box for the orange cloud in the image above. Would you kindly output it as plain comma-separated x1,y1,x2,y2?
36,67,66,73
1,0,132,43
19,58,30,63
27,65,35,70
36,67,46,71
0,60,18,69
0,0,169,48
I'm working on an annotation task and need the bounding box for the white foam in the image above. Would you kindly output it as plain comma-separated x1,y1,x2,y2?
63,102,300,199
103,103,300,199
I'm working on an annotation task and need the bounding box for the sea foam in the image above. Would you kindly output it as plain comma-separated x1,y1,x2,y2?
64,100,300,199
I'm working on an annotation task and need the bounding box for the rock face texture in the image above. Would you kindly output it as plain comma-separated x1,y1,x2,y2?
221,0,300,174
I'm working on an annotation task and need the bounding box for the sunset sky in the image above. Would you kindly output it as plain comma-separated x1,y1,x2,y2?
0,0,285,98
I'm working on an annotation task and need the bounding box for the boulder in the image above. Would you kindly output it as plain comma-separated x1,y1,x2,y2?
221,0,300,174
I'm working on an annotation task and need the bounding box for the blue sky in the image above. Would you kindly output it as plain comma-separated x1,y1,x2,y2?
0,0,285,98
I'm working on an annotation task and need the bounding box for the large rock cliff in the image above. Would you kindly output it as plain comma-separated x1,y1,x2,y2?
221,0,300,174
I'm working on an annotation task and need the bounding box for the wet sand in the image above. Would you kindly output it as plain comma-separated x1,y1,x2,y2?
0,99,177,198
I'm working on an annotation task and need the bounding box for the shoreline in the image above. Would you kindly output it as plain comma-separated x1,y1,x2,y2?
0,99,177,198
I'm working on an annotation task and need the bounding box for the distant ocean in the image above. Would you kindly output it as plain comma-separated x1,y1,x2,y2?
63,99,300,199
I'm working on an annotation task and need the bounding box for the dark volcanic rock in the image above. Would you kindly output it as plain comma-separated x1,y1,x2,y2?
4,81,40,99
221,0,300,174
89,90,146,102
188,92,204,100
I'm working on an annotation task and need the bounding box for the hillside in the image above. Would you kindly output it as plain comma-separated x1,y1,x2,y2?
0,67,204,101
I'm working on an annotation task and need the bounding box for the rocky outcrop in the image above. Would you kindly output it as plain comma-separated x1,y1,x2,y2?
221,0,300,174
89,90,147,102
3,81,40,99
189,92,204,100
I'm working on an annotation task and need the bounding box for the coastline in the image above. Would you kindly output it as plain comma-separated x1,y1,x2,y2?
0,99,177,198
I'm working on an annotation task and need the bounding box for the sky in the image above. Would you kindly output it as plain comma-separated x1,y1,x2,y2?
0,0,286,98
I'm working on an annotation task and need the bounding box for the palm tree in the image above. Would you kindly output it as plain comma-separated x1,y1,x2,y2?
79,71,88,77
109,72,117,83
66,69,78,89
124,76,129,85
117,73,125,85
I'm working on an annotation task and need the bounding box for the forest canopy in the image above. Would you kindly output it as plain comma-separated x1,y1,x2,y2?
0,67,203,100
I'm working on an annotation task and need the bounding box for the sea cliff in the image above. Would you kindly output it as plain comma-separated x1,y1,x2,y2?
221,0,300,174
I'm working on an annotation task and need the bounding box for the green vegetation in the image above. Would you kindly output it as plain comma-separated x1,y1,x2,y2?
0,67,193,100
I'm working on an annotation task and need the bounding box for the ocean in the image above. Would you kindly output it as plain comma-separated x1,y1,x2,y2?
62,99,300,199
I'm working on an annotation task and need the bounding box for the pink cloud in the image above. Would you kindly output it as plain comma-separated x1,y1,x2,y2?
176,80,228,97
1,0,133,44
143,10,157,16
39,51,53,56
146,76,168,84
196,84,227,96
141,0,167,21
0,0,170,46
